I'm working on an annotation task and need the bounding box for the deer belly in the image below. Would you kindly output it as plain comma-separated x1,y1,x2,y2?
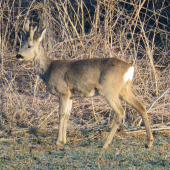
70,87,99,98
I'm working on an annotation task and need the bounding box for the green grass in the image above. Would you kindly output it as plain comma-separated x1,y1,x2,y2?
0,129,170,169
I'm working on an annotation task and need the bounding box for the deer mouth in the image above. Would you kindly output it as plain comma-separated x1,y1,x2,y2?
16,54,24,60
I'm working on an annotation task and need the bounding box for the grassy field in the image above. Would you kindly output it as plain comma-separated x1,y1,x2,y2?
0,123,170,169
0,0,170,169
0,126,170,169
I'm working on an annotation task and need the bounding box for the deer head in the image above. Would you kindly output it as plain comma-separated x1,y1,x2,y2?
16,20,46,61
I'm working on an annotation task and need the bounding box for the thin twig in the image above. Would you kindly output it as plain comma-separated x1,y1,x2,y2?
137,87,170,126
38,107,59,128
147,87,170,113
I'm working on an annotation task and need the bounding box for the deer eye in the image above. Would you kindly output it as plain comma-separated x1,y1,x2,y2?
28,45,31,48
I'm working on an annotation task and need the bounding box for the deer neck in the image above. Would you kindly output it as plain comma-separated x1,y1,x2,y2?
34,45,52,81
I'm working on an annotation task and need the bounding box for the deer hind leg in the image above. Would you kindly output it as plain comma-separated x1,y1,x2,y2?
103,95,125,149
56,95,72,146
119,82,153,148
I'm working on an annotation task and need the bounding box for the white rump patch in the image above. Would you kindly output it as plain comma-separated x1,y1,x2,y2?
124,66,134,82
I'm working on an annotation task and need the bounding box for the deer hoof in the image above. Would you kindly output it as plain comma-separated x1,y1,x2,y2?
103,144,109,149
56,141,63,147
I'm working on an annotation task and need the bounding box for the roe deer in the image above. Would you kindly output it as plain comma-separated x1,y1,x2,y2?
16,20,153,149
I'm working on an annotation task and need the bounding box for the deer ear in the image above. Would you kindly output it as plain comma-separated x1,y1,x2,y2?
24,19,30,32
37,28,46,43
19,29,26,42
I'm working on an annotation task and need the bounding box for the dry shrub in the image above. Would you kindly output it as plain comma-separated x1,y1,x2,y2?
0,0,170,131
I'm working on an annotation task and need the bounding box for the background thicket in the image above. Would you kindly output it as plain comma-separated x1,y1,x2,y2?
0,0,170,132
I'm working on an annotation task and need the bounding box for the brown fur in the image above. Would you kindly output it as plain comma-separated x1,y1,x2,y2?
16,20,153,148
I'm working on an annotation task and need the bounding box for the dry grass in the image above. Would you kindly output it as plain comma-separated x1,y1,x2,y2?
0,0,170,149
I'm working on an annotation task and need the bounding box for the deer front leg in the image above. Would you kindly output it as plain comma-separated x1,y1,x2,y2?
56,95,72,146
63,99,72,144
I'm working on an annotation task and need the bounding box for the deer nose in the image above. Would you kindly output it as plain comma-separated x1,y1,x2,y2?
16,54,24,60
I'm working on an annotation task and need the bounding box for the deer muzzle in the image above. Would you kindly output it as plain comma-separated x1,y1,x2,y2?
16,54,24,60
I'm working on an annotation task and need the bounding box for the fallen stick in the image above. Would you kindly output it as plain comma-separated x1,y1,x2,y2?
125,127,170,133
